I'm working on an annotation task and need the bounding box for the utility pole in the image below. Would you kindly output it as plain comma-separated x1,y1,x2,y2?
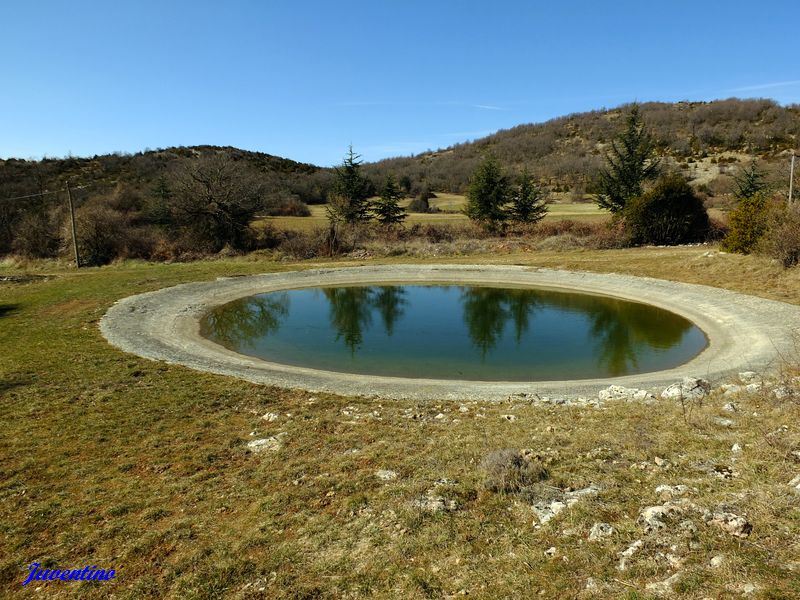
66,181,80,267
790,153,796,205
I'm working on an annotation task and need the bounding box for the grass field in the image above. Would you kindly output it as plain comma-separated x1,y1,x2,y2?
255,195,611,232
1,248,798,598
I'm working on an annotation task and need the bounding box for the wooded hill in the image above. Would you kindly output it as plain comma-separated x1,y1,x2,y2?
362,98,800,197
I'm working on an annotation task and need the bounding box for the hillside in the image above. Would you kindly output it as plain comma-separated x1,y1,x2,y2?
363,98,800,197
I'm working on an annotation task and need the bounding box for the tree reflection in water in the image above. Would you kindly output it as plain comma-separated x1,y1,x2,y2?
323,286,409,353
202,293,290,349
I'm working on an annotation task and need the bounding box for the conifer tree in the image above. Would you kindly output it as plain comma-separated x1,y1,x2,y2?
733,159,768,201
372,174,406,227
510,170,548,224
465,154,509,229
327,145,372,225
596,104,660,213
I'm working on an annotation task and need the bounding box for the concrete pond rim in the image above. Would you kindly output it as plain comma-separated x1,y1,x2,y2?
99,264,800,401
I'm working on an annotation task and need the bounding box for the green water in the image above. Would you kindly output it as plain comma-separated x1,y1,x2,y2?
200,285,707,381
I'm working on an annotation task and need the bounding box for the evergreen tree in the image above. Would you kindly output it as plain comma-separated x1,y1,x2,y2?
465,155,509,229
372,174,406,227
327,145,372,225
596,104,660,213
510,170,548,224
733,159,768,201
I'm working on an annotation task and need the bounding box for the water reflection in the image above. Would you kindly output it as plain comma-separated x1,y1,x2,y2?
202,293,290,349
201,284,702,379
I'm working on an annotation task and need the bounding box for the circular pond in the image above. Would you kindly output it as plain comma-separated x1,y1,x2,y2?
200,284,707,381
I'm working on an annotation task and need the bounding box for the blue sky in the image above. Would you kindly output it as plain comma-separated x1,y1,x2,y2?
2,1,799,166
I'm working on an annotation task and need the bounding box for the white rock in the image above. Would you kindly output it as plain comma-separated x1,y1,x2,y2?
375,469,398,481
789,475,800,491
412,494,457,512
261,412,280,422
598,385,656,402
638,503,685,532
646,573,682,595
738,371,759,383
731,443,743,453
544,546,557,558
722,402,738,413
713,417,736,428
745,383,762,393
588,522,615,541
501,414,517,422
706,511,752,538
661,377,711,401
655,484,690,500
720,383,743,396
709,555,725,568
247,433,286,452
772,386,794,400
617,539,643,571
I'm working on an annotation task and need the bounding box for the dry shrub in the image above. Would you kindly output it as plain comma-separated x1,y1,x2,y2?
263,197,312,217
12,210,61,258
535,233,583,251
121,225,165,260
278,227,334,259
67,205,128,266
480,449,549,493
759,201,800,268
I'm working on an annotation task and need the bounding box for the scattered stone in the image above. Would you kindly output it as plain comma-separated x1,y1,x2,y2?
731,443,743,453
720,383,744,396
433,478,456,487
458,405,469,413
531,484,600,524
588,522,615,541
722,402,738,413
261,412,280,422
740,583,759,596
738,371,759,384
412,494,457,513
709,555,725,568
705,510,752,538
772,386,794,400
789,475,800,492
434,413,446,420
375,469,398,481
617,539,643,571
638,502,685,532
544,546,557,558
661,377,711,401
654,456,669,468
585,577,599,592
713,417,736,428
646,573,682,596
598,385,656,403
745,383,762,393
678,519,698,535
655,484,691,500
501,414,517,422
709,465,738,480
247,433,287,453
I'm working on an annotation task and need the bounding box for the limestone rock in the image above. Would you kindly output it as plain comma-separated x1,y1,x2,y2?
261,412,280,422
661,377,711,401
598,385,656,403
655,484,691,501
738,371,759,383
789,475,800,492
588,522,615,541
375,469,398,481
412,494,457,513
646,573,682,596
247,433,287,452
638,502,685,532
706,510,752,538
617,539,643,571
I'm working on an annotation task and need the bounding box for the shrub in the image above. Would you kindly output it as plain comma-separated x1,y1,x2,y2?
480,449,548,493
263,196,312,217
69,205,128,266
721,193,769,254
623,174,709,245
407,195,430,213
12,210,61,258
759,202,800,267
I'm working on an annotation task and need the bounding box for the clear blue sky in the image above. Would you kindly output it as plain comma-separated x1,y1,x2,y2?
2,1,799,166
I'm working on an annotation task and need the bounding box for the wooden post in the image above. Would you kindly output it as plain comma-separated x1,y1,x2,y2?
790,153,796,205
66,181,80,267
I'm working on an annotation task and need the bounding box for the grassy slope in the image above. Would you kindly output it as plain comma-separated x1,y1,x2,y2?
1,249,799,599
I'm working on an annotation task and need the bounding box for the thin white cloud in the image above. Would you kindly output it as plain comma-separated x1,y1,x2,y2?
729,80,800,92
470,104,508,111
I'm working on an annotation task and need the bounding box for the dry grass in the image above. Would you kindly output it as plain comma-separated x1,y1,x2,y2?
1,249,799,598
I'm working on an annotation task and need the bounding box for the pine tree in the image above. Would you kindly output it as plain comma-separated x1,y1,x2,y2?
372,174,406,227
510,170,548,224
465,154,509,229
733,159,768,201
327,145,372,225
596,104,660,213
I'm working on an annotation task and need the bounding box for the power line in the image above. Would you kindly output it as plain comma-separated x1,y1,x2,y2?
0,183,95,203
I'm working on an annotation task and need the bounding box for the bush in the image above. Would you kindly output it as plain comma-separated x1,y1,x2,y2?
12,210,61,258
480,449,548,493
407,195,430,213
263,196,311,217
623,174,709,245
721,193,769,254
759,202,800,267
69,205,128,266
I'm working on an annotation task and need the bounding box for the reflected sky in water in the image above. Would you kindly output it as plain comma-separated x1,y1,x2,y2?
200,285,707,381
